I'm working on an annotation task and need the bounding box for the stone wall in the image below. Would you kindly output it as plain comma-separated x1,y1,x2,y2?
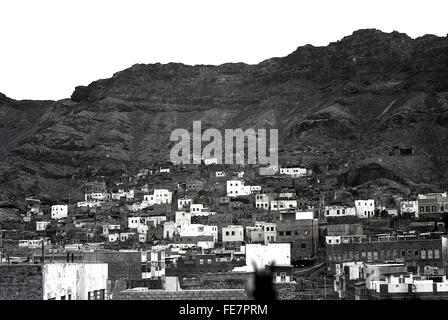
113,289,248,300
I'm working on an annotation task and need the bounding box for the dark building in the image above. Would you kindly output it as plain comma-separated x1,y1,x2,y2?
277,219,319,264
326,234,448,276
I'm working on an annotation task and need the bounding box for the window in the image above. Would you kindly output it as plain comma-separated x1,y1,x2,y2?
428,249,433,259
286,231,291,236
301,243,306,248
199,259,204,264
207,259,212,264
435,249,440,259
421,250,426,259
280,272,287,282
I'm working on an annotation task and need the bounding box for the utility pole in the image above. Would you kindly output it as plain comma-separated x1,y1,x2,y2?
324,274,327,299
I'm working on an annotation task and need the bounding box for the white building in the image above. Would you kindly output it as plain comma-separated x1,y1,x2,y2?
179,224,218,243
146,216,166,227
324,206,356,218
279,167,307,177
222,225,244,243
325,236,342,245
42,262,108,300
254,221,277,243
226,180,252,197
244,243,291,272
142,189,172,207
270,200,297,211
102,224,120,236
120,232,136,242
355,199,375,218
51,205,68,220
295,211,314,220
163,222,180,239
36,221,51,231
177,198,192,210
175,211,192,226
77,201,101,208
255,194,272,210
215,171,226,177
401,200,419,217
250,185,262,192
108,233,119,242
204,157,218,165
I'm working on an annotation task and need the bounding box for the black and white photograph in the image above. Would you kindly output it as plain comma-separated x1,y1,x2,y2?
1,0,448,313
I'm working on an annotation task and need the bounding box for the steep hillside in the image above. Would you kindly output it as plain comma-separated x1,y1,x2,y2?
1,29,448,203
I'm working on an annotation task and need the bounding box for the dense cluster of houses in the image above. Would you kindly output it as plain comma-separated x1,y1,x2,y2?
1,162,448,300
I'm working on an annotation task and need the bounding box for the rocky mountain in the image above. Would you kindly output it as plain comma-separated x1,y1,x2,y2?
1,29,448,204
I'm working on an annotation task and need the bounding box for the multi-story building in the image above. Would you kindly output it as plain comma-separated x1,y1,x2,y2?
401,200,419,217
418,193,448,215
325,233,448,276
277,219,319,262
254,221,277,243
354,199,375,218
226,180,252,197
254,193,275,210
222,225,244,243
51,205,68,220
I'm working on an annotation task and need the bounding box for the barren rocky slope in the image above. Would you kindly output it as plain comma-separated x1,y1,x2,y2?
1,29,448,203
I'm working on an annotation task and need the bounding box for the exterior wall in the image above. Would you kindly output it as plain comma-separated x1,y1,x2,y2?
324,206,356,218
179,224,218,243
175,211,192,226
51,205,68,219
113,288,247,300
245,243,291,271
418,196,448,215
226,180,251,197
82,251,142,285
401,200,418,216
270,200,297,211
277,219,319,261
42,263,108,300
163,222,180,239
36,221,51,231
246,227,264,243
255,194,272,210
326,238,444,275
177,198,192,209
355,200,375,218
222,225,244,242
327,224,363,236
254,222,277,243
279,167,307,177
295,211,314,220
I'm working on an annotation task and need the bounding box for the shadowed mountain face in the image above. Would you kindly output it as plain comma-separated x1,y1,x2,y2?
1,29,448,203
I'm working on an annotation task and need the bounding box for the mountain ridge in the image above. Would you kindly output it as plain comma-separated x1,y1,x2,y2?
1,28,448,203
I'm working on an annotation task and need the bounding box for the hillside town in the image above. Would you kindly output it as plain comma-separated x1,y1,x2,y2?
1,160,448,300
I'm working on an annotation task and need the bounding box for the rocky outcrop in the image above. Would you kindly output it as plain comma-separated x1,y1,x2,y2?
1,29,448,202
